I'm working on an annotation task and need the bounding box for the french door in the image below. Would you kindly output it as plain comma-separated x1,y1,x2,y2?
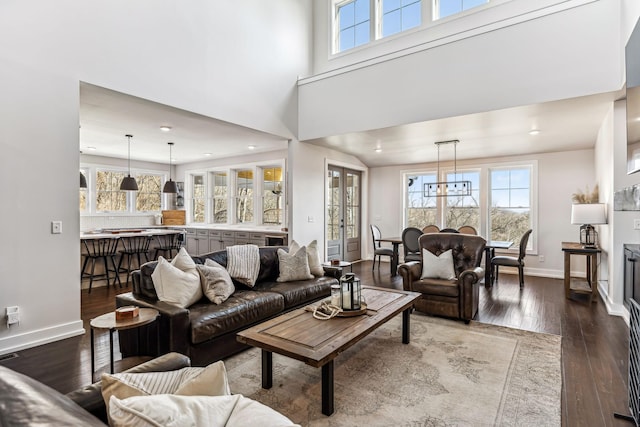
326,166,361,262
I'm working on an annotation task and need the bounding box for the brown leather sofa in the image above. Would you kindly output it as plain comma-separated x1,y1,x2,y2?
398,233,486,323
0,352,190,425
116,246,337,366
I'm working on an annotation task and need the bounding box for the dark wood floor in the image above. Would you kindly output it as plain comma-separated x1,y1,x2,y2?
0,261,631,426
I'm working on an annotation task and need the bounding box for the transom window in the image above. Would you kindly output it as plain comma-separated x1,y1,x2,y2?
436,0,488,20
381,0,421,38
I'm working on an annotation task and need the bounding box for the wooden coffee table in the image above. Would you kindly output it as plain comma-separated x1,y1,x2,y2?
236,286,420,416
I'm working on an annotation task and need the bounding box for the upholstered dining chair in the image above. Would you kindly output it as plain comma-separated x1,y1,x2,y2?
370,224,394,271
458,226,478,235
491,229,533,288
401,227,423,262
422,225,440,233
439,228,459,233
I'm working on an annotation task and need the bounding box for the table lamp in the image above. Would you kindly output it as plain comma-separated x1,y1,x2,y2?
571,203,607,248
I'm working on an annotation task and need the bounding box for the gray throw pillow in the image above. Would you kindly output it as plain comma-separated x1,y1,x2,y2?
277,247,314,282
197,259,235,304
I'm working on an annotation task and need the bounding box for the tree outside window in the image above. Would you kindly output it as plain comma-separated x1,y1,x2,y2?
262,167,283,225
192,174,206,223
236,169,254,223
96,170,126,212
489,167,531,247
211,172,228,224
135,174,162,212
444,170,480,230
406,173,437,228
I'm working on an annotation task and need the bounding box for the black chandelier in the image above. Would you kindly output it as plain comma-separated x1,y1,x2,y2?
425,139,472,197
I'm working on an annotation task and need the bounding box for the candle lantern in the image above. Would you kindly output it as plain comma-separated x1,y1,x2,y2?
339,273,361,311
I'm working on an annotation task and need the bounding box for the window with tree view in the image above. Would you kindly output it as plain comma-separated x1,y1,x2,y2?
135,173,162,212
262,167,283,225
236,169,253,223
489,167,531,247
96,170,127,212
211,172,227,223
406,173,437,228
192,174,206,223
444,170,480,230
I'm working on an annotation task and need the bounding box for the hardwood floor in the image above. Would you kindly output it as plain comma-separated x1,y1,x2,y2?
0,261,631,426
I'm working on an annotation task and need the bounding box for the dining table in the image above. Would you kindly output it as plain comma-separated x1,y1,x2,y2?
484,240,514,286
376,236,403,276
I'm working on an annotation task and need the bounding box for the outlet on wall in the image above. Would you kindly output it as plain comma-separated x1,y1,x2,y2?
635,219,640,230
539,255,545,263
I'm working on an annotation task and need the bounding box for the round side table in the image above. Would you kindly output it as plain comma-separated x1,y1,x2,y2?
322,260,353,272
90,308,159,379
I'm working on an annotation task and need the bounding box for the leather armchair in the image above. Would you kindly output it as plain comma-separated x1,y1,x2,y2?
398,232,486,323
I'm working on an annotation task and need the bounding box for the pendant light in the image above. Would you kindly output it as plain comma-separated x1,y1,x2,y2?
162,142,178,193
425,139,472,197
120,134,138,191
80,172,87,188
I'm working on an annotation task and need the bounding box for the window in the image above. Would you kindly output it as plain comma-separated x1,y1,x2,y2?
80,169,88,213
444,170,480,230
436,0,488,20
211,172,228,224
381,0,421,38
262,167,283,225
236,169,254,223
336,0,370,52
406,173,437,228
192,174,206,223
135,173,162,212
489,166,531,248
95,169,127,212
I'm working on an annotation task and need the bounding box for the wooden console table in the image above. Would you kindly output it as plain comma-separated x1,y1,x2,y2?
562,242,601,303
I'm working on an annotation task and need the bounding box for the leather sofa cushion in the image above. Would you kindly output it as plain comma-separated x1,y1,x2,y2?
411,278,460,298
0,365,105,426
258,276,333,308
189,290,284,344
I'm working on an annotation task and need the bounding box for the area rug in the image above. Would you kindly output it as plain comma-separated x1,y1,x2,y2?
224,315,562,426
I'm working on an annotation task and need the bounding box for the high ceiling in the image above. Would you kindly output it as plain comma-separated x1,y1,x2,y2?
79,83,620,167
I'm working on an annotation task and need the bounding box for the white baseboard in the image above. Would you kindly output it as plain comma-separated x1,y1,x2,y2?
0,320,85,356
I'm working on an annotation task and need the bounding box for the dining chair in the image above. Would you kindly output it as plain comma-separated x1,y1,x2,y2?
458,226,478,235
370,224,394,271
401,227,423,262
491,229,533,288
422,225,440,233
439,228,459,233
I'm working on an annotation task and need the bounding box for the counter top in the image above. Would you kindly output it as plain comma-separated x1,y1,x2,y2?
175,225,287,234
81,229,182,240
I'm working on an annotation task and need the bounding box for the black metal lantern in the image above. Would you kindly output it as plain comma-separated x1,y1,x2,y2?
340,273,361,311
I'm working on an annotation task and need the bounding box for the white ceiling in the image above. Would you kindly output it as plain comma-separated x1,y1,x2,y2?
79,83,621,167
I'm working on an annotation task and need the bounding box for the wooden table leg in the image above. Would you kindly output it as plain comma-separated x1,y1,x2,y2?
262,350,273,389
321,360,334,416
402,308,411,344
564,251,571,298
484,247,491,287
90,328,95,380
391,243,399,276
590,253,598,304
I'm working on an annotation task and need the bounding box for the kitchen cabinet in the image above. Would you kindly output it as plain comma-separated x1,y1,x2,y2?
625,245,640,310
185,228,209,256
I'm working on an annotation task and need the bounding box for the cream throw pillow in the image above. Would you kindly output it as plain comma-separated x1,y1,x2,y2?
289,239,324,276
197,259,235,304
226,244,260,287
108,394,299,427
101,361,231,414
151,255,202,308
420,248,456,280
277,247,314,282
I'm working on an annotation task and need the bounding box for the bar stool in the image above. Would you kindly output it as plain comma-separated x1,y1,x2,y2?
153,232,185,260
81,237,122,293
117,235,153,286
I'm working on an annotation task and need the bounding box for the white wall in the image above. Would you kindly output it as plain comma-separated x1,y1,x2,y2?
300,0,622,140
0,1,312,354
368,149,595,276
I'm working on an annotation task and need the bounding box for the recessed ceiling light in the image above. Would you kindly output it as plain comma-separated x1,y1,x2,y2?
86,146,97,150
375,147,382,153
204,153,212,156
528,129,540,135
160,126,172,132
248,145,256,150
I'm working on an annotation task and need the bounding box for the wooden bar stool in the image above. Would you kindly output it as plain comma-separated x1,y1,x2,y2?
117,235,153,286
81,237,122,293
153,232,185,260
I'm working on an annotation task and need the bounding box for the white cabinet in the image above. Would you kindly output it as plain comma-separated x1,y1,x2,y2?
185,228,209,255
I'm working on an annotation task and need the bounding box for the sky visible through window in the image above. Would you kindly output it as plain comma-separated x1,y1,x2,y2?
339,0,370,51
438,0,488,20
490,168,530,209
382,0,421,38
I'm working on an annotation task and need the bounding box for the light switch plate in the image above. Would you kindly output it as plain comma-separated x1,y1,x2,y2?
635,219,640,230
51,221,62,234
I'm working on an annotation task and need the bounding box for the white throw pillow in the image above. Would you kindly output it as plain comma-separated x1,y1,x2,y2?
108,394,299,427
101,361,231,414
289,239,324,277
420,248,456,280
197,259,235,304
151,256,202,308
277,246,314,282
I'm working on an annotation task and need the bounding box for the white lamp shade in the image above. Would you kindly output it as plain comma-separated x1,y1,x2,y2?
571,203,607,225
